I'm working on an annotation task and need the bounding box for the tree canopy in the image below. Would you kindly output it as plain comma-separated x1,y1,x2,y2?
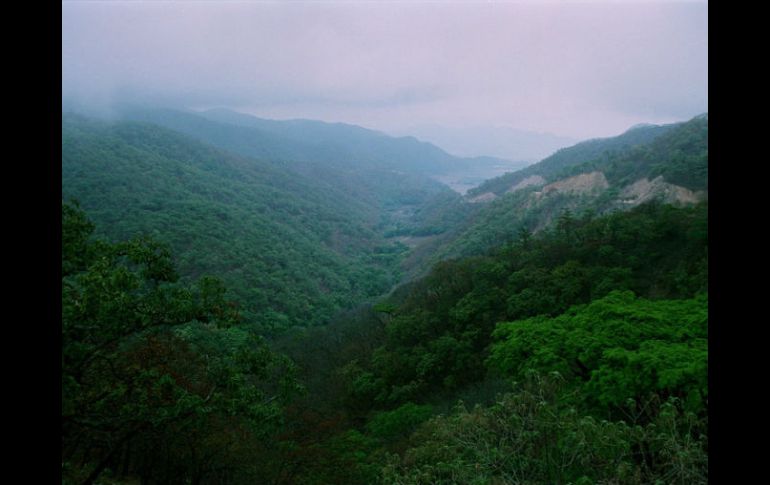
62,201,299,485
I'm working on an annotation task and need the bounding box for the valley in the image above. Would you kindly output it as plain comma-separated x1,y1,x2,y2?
428,158,529,194
62,108,708,485
61,3,708,482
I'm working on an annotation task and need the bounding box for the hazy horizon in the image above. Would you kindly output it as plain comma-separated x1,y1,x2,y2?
63,0,707,143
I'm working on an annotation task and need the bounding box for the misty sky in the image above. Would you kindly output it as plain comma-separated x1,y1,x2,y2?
62,0,707,140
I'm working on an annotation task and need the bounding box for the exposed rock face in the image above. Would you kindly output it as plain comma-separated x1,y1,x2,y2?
468,192,498,203
620,176,702,206
466,170,705,209
541,171,609,196
506,175,546,193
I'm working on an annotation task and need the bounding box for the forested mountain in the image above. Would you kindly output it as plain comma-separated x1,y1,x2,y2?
118,107,520,177
467,119,683,197
63,198,708,484
401,114,708,276
389,122,577,162
62,112,452,332
62,202,301,485
62,109,707,327
554,113,708,191
62,108,708,484
269,201,709,484
199,107,461,173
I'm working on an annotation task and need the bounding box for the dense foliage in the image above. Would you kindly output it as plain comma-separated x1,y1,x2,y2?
347,202,707,411
468,120,679,197
62,202,300,484
269,201,707,484
554,114,708,191
384,189,476,238
383,373,707,485
62,114,425,332
62,109,708,484
62,199,708,484
121,107,507,175
489,291,708,417
411,114,708,273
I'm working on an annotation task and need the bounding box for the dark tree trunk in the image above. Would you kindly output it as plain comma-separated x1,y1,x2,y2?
81,445,121,485
80,428,142,485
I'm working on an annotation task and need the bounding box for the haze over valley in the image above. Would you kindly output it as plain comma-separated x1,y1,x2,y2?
61,2,708,484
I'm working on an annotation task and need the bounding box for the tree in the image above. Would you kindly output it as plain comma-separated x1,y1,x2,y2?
381,372,707,485
61,201,299,484
488,290,708,418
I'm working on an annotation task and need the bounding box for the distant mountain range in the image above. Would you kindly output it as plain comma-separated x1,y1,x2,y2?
401,113,708,275
62,105,707,329
61,103,708,485
466,120,685,197
389,123,577,163
115,107,524,177
61,112,453,332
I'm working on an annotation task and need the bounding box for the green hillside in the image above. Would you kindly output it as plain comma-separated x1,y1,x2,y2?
555,113,708,191
468,120,680,197
62,110,708,485
404,114,708,275
273,200,708,484
62,113,415,332
121,107,477,175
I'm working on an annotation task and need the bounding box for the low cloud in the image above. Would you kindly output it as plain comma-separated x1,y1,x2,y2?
63,1,707,139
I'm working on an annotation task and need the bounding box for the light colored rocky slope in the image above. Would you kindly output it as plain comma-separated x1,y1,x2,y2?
506,175,546,193
536,171,609,197
619,176,704,206
468,191,499,203
465,170,706,210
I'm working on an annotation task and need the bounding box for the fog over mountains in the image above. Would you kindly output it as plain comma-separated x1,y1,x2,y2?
61,2,708,484
389,123,577,163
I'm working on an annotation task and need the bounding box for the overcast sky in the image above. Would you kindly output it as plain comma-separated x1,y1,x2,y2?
62,0,707,140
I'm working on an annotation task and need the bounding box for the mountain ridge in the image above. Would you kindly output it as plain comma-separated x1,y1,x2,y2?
118,107,524,178
398,113,708,277
62,112,441,332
